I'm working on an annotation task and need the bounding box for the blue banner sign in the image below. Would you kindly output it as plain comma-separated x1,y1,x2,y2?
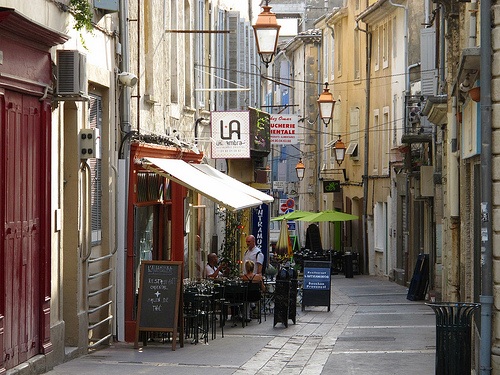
251,190,270,267
303,267,331,290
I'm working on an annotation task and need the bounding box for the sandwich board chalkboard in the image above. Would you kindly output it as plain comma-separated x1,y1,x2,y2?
302,261,331,311
134,261,184,350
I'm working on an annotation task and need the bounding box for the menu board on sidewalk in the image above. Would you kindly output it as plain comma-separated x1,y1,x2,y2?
302,261,331,312
134,261,183,350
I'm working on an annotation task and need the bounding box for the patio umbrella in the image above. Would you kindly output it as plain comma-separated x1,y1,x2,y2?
274,219,293,259
270,210,315,221
296,210,359,222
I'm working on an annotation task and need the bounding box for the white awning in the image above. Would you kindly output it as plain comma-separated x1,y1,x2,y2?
141,157,270,211
191,163,274,203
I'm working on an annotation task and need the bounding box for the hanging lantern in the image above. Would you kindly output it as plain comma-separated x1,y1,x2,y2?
333,137,346,166
317,82,336,126
252,0,281,68
295,159,305,181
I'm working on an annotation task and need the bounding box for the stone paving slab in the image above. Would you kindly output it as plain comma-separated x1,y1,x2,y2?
41,275,436,375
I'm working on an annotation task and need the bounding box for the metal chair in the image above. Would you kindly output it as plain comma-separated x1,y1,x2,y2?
221,283,247,336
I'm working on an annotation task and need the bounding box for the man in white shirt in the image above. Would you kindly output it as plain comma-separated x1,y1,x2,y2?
205,253,226,279
243,235,264,275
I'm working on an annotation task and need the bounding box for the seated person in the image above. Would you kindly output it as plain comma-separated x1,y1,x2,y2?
240,260,264,321
240,260,265,291
204,253,226,279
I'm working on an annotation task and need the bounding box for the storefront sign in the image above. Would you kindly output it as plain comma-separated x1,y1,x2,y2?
211,111,250,158
252,190,270,268
323,180,341,193
270,114,298,144
303,267,331,290
302,261,332,312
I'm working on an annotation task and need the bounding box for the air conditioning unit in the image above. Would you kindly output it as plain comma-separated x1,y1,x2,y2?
56,50,88,99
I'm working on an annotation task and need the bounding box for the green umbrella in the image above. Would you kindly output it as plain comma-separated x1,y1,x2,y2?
270,210,315,221
296,210,359,222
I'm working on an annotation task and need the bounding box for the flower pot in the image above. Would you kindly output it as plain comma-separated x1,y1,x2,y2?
469,87,480,102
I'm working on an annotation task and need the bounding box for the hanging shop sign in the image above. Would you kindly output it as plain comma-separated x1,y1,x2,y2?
211,111,250,159
323,180,341,193
270,114,299,145
251,190,271,268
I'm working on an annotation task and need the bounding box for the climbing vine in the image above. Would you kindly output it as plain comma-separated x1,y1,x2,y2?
70,0,94,32
218,209,243,279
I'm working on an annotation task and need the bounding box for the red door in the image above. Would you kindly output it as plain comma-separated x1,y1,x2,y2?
1,91,41,369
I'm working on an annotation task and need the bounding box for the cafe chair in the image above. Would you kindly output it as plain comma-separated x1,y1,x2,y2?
183,289,210,344
221,283,247,336
246,282,263,323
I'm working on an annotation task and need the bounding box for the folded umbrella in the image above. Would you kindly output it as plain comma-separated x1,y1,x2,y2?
274,218,293,260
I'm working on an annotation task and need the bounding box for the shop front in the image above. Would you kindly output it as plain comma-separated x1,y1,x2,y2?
124,142,273,341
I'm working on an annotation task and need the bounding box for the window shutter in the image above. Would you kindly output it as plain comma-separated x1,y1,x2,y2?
89,94,102,245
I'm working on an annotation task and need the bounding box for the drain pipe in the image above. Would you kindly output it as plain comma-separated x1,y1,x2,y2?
479,0,493,372
356,20,371,275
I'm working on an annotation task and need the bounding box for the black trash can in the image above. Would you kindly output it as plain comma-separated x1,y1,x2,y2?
343,252,353,278
427,302,480,375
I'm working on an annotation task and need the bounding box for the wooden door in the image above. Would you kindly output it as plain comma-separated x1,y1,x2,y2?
1,91,41,369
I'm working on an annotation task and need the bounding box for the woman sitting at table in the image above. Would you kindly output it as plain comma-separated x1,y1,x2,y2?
241,260,265,291
240,260,264,321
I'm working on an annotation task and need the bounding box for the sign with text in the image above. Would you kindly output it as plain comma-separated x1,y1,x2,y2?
302,261,331,312
211,111,250,159
273,181,285,191
135,261,183,350
251,190,270,268
270,114,298,144
323,180,341,193
303,267,331,290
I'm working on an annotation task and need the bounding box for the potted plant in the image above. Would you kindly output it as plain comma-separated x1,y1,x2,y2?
266,265,277,280
469,87,480,102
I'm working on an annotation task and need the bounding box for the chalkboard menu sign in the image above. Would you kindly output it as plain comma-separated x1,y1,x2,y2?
302,261,331,312
134,261,183,350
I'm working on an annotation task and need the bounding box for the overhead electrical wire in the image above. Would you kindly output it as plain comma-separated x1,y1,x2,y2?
195,62,436,88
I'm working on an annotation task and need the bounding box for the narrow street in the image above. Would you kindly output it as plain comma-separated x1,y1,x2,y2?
44,276,435,375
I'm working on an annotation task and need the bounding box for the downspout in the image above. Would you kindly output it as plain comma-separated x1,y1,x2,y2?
449,97,459,217
357,20,371,275
317,35,322,214
389,0,410,279
479,0,493,372
118,0,131,341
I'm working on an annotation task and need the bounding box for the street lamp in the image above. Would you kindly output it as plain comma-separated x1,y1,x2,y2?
252,0,281,68
333,136,346,166
317,82,336,126
295,159,305,181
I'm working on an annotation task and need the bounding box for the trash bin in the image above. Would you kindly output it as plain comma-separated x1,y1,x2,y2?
427,302,480,375
343,252,353,278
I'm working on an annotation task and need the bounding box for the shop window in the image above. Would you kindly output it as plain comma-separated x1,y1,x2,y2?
137,172,171,203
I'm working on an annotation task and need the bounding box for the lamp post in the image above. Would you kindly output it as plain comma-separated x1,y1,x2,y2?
252,0,281,68
317,82,336,126
295,159,305,181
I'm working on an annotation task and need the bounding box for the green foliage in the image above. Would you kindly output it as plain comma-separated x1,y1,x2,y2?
218,209,243,279
70,0,94,32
